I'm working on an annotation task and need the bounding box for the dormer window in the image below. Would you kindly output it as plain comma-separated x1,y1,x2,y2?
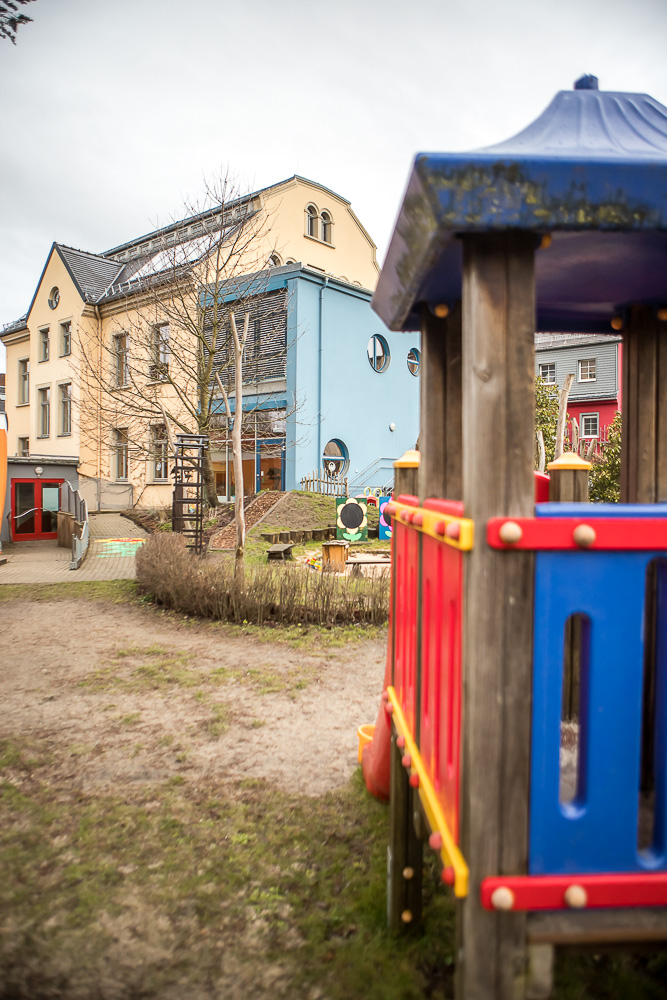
306,204,318,239
321,210,333,245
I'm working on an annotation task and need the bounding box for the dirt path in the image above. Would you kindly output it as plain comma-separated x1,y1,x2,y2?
0,599,384,798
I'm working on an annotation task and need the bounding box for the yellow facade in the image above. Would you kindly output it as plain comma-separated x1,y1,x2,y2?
1,176,379,513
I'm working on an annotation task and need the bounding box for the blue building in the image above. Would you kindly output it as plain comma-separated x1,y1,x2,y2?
210,264,420,498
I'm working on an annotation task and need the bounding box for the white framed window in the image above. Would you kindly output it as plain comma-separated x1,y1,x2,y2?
39,327,50,362
18,436,29,457
578,358,597,382
114,428,128,480
305,204,319,239
60,321,72,356
268,253,282,267
321,210,333,244
18,358,29,404
539,362,556,384
367,334,390,373
151,425,169,482
150,323,169,379
37,386,50,437
580,412,599,438
58,382,72,436
113,333,128,386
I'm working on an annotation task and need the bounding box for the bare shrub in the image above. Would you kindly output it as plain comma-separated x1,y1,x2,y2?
136,534,389,627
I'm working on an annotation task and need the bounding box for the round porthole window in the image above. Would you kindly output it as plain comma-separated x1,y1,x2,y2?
407,347,421,376
322,438,349,478
367,334,390,372
48,286,60,310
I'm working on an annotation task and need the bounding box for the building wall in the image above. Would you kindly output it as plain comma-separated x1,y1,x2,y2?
4,251,82,461
260,179,379,291
285,271,420,491
534,337,619,402
1,457,78,543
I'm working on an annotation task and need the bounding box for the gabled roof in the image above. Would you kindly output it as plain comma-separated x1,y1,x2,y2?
373,75,667,334
57,245,124,302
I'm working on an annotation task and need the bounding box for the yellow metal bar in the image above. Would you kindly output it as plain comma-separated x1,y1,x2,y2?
387,686,469,898
390,500,474,551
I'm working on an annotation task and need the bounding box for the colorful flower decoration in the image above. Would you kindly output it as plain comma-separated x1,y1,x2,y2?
336,497,368,542
378,497,393,540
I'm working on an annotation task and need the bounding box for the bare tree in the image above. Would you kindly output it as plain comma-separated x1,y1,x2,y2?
76,170,294,577
78,170,287,523
0,0,36,44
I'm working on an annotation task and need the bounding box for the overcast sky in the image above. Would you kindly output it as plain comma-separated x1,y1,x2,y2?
2,0,667,369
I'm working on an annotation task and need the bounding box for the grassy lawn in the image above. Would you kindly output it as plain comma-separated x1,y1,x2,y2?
1,581,666,998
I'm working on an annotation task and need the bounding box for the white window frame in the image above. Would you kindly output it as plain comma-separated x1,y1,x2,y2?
539,362,556,384
114,427,129,481
578,358,597,382
58,381,72,436
18,358,29,404
580,412,600,439
151,424,169,482
39,327,50,363
60,320,72,357
113,332,129,387
305,204,319,239
37,386,50,438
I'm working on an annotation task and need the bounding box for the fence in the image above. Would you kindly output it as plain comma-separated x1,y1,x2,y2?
60,481,90,569
300,470,348,496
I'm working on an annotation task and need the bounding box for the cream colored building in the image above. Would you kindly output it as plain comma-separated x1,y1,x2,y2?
1,177,381,539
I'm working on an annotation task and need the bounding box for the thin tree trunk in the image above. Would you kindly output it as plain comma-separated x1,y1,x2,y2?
554,373,574,460
571,416,580,456
536,429,546,473
230,312,250,582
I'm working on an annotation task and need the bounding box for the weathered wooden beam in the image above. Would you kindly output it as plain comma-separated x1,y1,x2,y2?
388,725,423,931
457,232,536,1000
419,302,462,502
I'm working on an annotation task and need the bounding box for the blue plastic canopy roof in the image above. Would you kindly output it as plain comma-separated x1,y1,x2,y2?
372,77,667,333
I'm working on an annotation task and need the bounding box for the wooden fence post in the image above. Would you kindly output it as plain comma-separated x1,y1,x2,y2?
547,452,591,503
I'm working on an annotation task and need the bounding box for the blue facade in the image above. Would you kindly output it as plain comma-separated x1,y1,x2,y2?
215,266,420,494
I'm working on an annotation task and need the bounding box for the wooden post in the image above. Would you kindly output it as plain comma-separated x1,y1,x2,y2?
621,306,667,803
419,302,462,501
388,727,423,930
386,449,423,930
458,232,536,1000
547,453,592,503
393,450,420,497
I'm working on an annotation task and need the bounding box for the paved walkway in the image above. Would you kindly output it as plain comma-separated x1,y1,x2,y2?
0,512,148,585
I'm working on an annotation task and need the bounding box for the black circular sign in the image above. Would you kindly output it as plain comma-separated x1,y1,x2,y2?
340,500,364,530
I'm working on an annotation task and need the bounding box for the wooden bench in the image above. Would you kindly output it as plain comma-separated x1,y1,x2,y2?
267,542,294,561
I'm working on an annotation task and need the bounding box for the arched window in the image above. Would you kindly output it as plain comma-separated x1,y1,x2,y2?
306,204,319,239
321,210,333,244
367,334,390,373
322,438,349,478
268,253,282,267
407,348,421,376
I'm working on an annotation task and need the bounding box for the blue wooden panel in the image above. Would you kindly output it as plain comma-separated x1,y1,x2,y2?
530,504,667,875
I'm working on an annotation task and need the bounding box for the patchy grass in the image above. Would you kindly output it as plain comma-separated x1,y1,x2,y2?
0,741,454,1000
0,579,138,603
2,736,663,999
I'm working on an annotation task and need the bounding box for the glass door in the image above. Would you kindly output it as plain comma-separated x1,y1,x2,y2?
257,439,285,492
13,481,37,537
11,479,62,540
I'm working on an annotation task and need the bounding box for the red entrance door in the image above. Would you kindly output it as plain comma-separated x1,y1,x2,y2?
11,479,63,541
